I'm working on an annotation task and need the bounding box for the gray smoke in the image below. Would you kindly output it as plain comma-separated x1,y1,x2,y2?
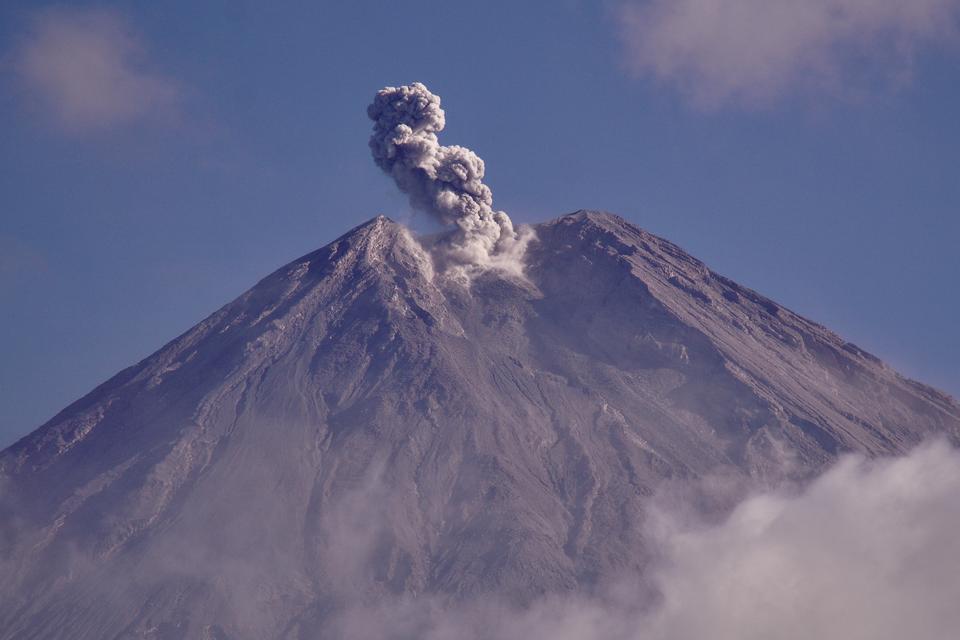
367,82,531,276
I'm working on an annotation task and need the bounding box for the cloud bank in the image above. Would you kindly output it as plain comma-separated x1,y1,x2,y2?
328,441,960,639
10,8,180,133
367,83,532,277
3,438,958,637
618,0,960,107
641,440,960,639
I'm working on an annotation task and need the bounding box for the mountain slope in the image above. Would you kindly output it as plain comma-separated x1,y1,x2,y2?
2,211,957,639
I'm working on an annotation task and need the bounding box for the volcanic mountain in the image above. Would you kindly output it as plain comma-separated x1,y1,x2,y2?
2,211,958,639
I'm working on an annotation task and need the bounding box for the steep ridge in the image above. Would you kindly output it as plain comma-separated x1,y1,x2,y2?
1,211,957,639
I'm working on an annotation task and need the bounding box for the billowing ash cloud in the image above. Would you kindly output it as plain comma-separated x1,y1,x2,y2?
367,82,531,275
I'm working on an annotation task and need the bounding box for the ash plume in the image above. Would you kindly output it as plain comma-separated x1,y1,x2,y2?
367,82,531,276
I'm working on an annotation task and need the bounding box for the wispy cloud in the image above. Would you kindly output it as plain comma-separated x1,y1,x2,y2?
9,7,181,133
3,434,958,637
617,0,960,108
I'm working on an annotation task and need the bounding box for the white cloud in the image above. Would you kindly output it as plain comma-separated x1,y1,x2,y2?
10,7,180,133
3,434,958,637
642,440,960,639
325,441,960,639
617,0,960,107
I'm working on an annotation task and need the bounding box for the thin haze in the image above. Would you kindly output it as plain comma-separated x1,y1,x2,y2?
319,443,960,639
618,0,960,107
10,7,180,132
3,419,957,639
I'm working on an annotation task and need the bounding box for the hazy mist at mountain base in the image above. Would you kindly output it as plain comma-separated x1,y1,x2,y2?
3,441,959,639
321,441,960,640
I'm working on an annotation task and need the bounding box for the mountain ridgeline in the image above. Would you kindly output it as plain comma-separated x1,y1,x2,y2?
2,211,958,639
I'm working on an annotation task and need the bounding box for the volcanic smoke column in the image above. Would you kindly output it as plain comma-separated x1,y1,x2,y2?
367,82,530,272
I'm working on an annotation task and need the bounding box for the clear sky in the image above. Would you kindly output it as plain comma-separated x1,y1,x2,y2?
1,0,958,448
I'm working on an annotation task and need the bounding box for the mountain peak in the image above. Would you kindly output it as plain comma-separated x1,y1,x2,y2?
322,213,404,260
551,208,630,228
2,210,958,639
552,208,621,223
348,213,397,235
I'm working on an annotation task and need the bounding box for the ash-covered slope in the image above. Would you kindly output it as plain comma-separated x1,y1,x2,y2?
1,211,957,639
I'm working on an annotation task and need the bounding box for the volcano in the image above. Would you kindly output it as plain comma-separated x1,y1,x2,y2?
2,211,958,639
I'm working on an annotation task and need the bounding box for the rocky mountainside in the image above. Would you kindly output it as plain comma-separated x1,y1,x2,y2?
2,211,958,639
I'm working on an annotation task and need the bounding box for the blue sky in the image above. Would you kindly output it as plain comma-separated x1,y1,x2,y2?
1,0,958,447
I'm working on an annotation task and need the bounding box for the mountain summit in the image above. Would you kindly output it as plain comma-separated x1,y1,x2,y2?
2,211,958,639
